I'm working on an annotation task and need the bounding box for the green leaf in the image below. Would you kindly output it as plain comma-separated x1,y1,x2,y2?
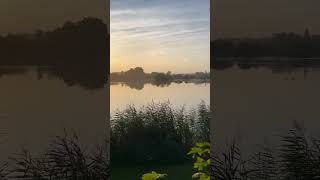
188,142,211,158
142,171,167,180
196,142,210,148
192,172,210,180
194,157,209,171
188,147,203,158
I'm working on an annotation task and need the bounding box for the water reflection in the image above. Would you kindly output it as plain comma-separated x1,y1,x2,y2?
0,66,107,90
214,58,320,74
111,79,210,90
0,67,108,159
213,60,320,157
111,82,210,113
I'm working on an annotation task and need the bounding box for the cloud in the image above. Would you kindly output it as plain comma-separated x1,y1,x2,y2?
111,0,209,73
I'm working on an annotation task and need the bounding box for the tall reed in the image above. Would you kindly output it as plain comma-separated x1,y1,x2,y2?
2,131,109,180
111,101,210,164
211,122,320,180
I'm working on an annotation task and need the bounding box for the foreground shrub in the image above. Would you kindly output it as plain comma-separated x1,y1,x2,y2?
142,142,211,180
142,171,167,180
189,142,211,180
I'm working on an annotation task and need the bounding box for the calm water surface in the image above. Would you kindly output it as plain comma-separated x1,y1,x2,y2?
0,67,209,161
110,82,210,113
0,67,108,161
213,62,320,155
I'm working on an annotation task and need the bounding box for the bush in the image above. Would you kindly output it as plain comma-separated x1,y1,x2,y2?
142,142,211,180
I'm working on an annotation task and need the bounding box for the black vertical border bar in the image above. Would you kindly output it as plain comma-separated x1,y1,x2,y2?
210,0,214,178
106,0,111,176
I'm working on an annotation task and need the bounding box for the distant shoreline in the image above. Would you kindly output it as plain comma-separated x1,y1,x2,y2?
110,78,210,83
212,56,320,71
215,57,320,61
110,67,209,83
110,71,209,90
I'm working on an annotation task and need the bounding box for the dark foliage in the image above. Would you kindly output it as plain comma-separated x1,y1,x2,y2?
1,132,109,180
213,31,320,58
211,123,320,180
211,141,252,180
278,123,320,179
0,162,8,179
0,17,109,89
249,146,280,180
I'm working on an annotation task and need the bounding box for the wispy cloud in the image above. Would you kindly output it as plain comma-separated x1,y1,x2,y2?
111,0,209,73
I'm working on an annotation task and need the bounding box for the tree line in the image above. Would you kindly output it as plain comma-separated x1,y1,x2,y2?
213,29,320,58
0,17,109,89
110,67,210,83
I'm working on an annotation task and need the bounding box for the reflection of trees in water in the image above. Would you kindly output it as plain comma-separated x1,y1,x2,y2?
0,17,109,90
213,58,320,79
113,80,172,90
37,66,107,90
112,80,172,90
0,66,107,90
112,80,210,90
0,68,28,78
122,80,146,90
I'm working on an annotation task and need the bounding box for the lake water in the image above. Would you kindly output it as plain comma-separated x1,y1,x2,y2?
0,67,108,161
0,67,210,162
110,81,210,113
213,61,320,155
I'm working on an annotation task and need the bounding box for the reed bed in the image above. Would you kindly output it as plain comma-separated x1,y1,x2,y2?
111,101,210,164
1,132,109,180
211,122,320,180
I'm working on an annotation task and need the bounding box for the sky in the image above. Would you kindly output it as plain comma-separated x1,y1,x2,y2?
213,0,320,39
111,0,210,73
0,0,108,35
